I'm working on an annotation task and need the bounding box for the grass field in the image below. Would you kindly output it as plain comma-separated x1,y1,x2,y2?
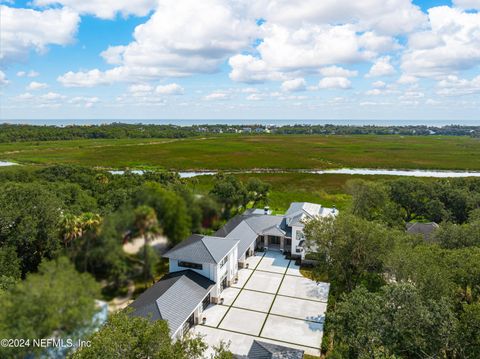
188,172,402,213
1,134,479,171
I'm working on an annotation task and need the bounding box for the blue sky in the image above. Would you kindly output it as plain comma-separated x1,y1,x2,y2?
0,0,479,123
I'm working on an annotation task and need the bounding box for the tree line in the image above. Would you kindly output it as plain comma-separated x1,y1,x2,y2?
1,123,479,143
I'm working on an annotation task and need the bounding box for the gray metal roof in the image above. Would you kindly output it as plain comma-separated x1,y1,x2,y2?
129,270,215,336
224,220,259,256
244,215,285,235
236,340,304,359
164,234,238,264
406,222,439,241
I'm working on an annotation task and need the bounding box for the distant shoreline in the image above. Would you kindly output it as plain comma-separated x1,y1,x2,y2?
2,119,480,127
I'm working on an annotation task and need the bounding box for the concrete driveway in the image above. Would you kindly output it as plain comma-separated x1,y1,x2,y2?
193,250,329,357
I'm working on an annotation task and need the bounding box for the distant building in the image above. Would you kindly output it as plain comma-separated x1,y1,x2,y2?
406,222,439,241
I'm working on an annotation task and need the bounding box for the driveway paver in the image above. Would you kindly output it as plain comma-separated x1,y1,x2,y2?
220,287,241,306
270,295,327,323
232,268,253,288
219,307,266,336
261,314,324,348
202,304,229,327
256,251,290,274
278,275,329,302
244,270,283,294
233,289,275,313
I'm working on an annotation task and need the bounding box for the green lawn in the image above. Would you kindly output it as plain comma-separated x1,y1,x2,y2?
1,134,479,170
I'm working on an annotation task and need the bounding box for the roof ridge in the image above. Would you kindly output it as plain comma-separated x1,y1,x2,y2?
242,216,261,234
200,236,218,263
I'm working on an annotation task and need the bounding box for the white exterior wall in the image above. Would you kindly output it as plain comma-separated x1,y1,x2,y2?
213,245,238,297
169,259,216,282
291,225,305,256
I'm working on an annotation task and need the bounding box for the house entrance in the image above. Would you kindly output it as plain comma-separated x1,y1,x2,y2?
202,293,210,310
182,313,195,336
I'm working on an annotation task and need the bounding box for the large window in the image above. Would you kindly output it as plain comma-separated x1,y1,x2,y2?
220,256,228,268
178,261,203,270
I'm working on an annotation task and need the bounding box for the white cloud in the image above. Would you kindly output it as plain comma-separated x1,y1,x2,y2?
281,78,306,92
16,70,39,78
0,5,79,64
41,92,66,101
366,56,396,77
204,92,230,101
366,89,383,95
252,0,426,35
33,0,156,19
319,77,352,89
453,0,480,10
16,92,34,100
437,75,480,96
228,55,285,83
372,81,387,88
246,93,264,101
256,23,369,71
397,74,418,84
69,96,99,107
58,68,122,87
155,83,184,95
59,0,258,86
128,84,153,93
401,7,480,77
0,71,9,85
320,66,358,78
27,81,48,90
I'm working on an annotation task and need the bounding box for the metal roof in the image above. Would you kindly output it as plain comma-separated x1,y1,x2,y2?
129,270,215,336
164,234,238,264
237,340,304,359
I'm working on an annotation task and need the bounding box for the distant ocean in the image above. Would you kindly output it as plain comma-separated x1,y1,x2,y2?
2,119,479,127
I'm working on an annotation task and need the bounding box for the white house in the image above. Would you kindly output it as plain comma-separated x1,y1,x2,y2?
128,202,337,339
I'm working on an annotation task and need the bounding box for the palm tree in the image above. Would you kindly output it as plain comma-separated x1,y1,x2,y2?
59,213,83,248
78,212,102,272
133,205,160,284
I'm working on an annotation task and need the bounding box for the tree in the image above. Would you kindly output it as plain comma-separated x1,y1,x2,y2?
78,212,102,272
0,257,99,357
388,178,432,222
210,175,247,218
60,213,83,248
331,284,456,359
304,214,394,293
246,177,271,207
0,183,62,275
134,183,191,245
455,303,480,358
71,310,222,359
134,205,160,283
0,246,21,290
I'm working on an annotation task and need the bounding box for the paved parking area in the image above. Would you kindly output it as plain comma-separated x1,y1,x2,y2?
194,251,329,357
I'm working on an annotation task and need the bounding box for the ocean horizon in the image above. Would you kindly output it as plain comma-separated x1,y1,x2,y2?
2,119,479,127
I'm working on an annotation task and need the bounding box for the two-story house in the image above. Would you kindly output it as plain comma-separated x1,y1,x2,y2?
128,202,337,339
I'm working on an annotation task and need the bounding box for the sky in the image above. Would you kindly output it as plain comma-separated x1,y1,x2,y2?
0,0,479,123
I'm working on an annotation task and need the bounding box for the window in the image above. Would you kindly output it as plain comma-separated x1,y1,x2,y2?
296,231,305,241
178,261,203,270
220,256,228,268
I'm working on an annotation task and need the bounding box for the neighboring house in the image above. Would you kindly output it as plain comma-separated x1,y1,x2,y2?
236,340,304,359
406,222,439,241
129,202,337,339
